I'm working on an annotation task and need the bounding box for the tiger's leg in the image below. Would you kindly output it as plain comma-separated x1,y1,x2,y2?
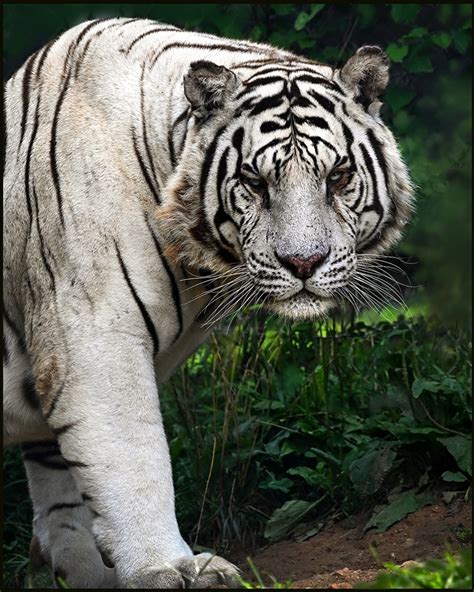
22,440,117,588
35,323,238,589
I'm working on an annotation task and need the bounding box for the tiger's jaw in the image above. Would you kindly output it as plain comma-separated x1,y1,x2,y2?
265,290,337,321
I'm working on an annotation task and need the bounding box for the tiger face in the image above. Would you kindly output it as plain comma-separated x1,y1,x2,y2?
162,47,414,321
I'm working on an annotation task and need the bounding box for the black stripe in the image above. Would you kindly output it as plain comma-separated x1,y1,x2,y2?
50,70,72,227
21,440,60,453
236,75,284,99
294,74,344,94
25,95,41,237
367,129,390,189
75,21,130,78
294,114,329,129
172,107,191,129
340,121,356,169
197,125,240,264
44,384,65,420
47,502,82,516
199,125,227,203
63,458,89,468
59,523,77,531
150,42,256,69
35,38,58,81
23,448,61,462
214,146,235,251
24,457,69,470
168,127,176,168
81,493,93,502
19,52,38,149
126,27,179,53
359,143,383,214
75,26,119,78
145,216,183,342
252,137,290,168
22,376,40,409
249,94,284,117
131,128,162,204
32,182,56,290
260,120,290,134
114,241,159,356
358,143,384,248
308,90,335,115
168,107,190,169
140,65,162,200
52,422,77,437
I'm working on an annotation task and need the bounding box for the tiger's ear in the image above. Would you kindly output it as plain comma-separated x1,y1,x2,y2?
340,46,389,115
183,60,239,119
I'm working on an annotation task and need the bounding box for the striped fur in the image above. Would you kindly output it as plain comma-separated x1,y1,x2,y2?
3,19,414,588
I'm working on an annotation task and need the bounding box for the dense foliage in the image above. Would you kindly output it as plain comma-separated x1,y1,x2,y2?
3,3,471,589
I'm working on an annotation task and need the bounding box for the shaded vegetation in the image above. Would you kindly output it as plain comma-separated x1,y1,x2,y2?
163,312,471,550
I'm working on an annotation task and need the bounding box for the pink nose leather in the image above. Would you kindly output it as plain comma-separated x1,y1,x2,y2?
278,252,328,280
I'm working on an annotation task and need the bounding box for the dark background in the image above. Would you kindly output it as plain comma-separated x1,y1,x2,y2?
3,2,472,324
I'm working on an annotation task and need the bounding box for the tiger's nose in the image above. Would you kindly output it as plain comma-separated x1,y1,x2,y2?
276,248,330,280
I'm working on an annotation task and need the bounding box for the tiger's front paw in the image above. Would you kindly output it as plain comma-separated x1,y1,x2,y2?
126,553,241,588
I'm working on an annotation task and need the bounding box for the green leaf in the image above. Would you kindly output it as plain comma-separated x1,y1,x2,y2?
260,477,294,493
280,364,306,397
431,32,452,49
272,4,294,17
393,110,412,134
405,26,428,39
365,489,432,533
406,54,433,73
442,470,467,482
264,499,318,542
294,4,325,31
438,435,472,476
356,5,376,28
349,445,397,496
453,30,471,54
391,4,420,24
385,87,416,111
287,466,322,486
436,4,453,25
412,378,441,399
386,42,409,63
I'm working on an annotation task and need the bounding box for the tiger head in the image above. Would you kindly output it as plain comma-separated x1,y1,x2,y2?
159,46,414,320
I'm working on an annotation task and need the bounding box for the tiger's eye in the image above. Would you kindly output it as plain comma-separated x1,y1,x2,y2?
327,170,350,191
241,172,266,194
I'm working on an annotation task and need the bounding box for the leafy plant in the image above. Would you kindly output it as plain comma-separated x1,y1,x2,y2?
360,549,472,589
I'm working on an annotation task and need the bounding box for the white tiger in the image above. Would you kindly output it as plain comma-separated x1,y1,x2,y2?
3,18,414,588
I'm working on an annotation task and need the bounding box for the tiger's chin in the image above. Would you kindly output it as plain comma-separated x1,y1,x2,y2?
265,291,336,321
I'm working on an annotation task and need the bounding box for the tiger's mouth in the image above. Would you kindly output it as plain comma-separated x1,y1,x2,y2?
265,289,336,321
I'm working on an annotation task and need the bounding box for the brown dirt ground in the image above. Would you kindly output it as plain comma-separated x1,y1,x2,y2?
237,497,472,589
